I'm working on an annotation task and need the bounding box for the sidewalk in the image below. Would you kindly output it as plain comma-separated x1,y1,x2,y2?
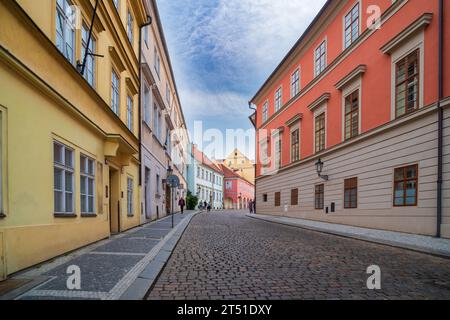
247,213,450,258
1,211,198,300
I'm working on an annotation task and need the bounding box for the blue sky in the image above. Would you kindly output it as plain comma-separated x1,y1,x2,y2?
156,0,327,160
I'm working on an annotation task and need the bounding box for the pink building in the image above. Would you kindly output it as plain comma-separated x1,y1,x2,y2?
219,165,255,210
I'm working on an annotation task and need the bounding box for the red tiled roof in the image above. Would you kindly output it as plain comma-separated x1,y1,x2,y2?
192,145,223,174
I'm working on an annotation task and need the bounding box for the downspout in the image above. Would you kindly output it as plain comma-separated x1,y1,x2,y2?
138,16,153,187
436,0,444,238
248,101,257,212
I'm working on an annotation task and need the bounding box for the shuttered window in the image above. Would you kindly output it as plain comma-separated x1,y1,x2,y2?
396,50,419,118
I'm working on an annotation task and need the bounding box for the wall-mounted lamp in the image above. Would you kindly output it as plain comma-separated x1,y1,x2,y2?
315,158,329,181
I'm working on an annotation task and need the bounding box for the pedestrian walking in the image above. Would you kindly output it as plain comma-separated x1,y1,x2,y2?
178,197,185,214
249,200,254,214
207,203,211,212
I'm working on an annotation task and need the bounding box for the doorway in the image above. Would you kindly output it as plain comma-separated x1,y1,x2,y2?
144,167,151,220
109,167,120,234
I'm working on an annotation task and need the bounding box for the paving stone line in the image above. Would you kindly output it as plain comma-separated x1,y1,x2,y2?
103,213,195,300
23,290,108,299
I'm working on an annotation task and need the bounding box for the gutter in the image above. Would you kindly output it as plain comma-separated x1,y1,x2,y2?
436,0,444,238
139,16,153,186
248,102,257,211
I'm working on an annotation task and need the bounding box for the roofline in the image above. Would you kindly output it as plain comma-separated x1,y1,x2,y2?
250,0,333,104
149,0,188,131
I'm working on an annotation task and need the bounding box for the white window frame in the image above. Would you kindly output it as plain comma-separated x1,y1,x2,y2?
289,122,301,163
143,82,151,126
153,103,159,137
127,177,134,216
127,95,133,131
53,141,75,214
56,0,75,64
111,69,120,115
127,8,134,44
314,39,327,77
80,154,95,214
81,23,96,88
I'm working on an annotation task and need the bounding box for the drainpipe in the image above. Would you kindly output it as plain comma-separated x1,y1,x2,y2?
248,101,257,211
436,0,444,238
138,16,153,187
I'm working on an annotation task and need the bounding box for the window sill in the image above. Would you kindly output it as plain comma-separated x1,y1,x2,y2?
81,213,97,218
54,213,77,218
127,214,134,218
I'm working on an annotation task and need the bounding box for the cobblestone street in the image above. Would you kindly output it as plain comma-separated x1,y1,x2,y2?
147,211,450,300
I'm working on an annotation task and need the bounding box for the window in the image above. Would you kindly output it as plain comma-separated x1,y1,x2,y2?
54,141,74,214
263,194,268,202
262,101,269,123
260,140,269,167
113,0,119,10
315,113,326,153
291,188,298,206
344,90,359,140
274,192,281,207
291,69,300,97
157,111,162,141
56,0,75,64
275,136,282,169
127,9,134,44
156,174,160,194
394,165,418,206
80,155,95,214
197,167,200,178
314,40,327,76
143,25,149,47
344,3,360,49
291,129,299,162
82,24,96,87
143,84,151,125
395,49,419,118
274,87,282,112
344,178,358,209
111,69,120,115
154,47,160,78
127,177,134,216
315,184,324,210
153,104,158,137
166,83,171,105
127,95,133,131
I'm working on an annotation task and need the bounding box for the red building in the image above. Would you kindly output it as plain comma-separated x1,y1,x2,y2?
219,164,255,210
250,0,450,238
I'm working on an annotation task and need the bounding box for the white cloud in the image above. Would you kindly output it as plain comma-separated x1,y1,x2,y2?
180,89,250,119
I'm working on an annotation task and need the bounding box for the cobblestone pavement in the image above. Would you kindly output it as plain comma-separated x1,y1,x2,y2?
147,211,450,300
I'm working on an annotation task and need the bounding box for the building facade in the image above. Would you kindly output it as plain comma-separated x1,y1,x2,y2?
0,0,148,279
251,0,450,238
219,164,255,210
187,144,224,210
140,0,189,223
219,149,255,184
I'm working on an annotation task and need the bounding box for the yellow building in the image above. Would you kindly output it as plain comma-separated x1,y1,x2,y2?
220,149,255,184
0,0,147,280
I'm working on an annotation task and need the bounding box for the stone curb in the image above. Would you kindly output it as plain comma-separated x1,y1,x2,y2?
247,214,450,259
119,211,200,300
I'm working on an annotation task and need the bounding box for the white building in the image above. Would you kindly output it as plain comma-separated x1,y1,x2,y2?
187,144,224,209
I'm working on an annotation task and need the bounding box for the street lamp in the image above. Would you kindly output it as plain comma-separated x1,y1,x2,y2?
315,158,329,181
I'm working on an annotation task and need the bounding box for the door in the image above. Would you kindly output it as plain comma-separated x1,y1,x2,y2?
109,167,120,234
0,233,5,280
144,168,151,220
